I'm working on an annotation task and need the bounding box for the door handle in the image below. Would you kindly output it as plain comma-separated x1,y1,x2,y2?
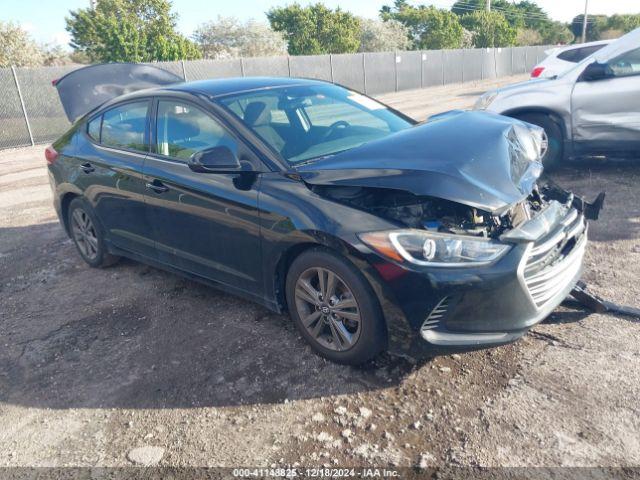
80,162,95,174
145,180,169,193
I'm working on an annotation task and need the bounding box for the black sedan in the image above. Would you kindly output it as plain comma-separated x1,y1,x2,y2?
46,64,596,364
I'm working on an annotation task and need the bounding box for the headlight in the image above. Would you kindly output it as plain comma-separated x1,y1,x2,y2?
473,91,498,110
359,230,511,267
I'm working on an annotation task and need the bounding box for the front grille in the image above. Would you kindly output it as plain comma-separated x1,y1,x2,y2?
421,296,450,332
523,210,586,309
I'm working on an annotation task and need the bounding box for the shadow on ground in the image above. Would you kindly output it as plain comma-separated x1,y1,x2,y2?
0,223,426,411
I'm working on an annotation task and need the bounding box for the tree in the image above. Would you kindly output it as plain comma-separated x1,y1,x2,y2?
359,18,411,52
538,21,574,45
194,17,287,59
453,0,554,38
606,14,640,34
267,3,361,55
0,21,46,67
380,2,464,50
65,0,201,63
570,14,608,42
516,28,542,46
461,10,517,48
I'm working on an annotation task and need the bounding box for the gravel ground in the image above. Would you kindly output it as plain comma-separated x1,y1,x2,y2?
0,75,639,471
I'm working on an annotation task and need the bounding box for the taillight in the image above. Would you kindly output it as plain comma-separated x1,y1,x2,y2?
45,145,59,165
531,67,545,78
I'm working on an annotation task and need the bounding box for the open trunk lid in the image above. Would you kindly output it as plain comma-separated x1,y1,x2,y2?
54,63,183,122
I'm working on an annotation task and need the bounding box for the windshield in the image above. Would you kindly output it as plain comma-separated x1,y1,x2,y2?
217,84,413,164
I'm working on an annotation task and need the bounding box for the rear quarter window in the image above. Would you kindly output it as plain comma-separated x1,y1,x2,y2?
87,116,101,141
558,44,606,63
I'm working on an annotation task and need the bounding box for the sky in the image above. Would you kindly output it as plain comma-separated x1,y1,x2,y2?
3,0,639,48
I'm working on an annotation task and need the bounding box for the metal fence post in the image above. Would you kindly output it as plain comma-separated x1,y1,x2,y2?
329,54,334,83
362,54,367,94
181,59,187,81
11,66,34,146
287,56,291,77
240,57,245,77
511,48,514,75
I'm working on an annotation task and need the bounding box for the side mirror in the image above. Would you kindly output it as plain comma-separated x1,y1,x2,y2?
580,62,612,82
188,146,241,173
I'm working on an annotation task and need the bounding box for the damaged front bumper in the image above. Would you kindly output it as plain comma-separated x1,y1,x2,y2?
367,196,591,351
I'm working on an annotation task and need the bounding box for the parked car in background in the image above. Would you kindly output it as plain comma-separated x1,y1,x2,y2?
475,28,640,166
47,64,599,365
531,40,611,79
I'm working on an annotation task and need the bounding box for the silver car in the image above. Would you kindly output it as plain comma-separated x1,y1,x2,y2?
475,28,640,166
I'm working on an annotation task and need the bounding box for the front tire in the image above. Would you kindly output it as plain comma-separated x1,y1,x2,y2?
285,248,387,365
513,113,564,168
68,197,119,268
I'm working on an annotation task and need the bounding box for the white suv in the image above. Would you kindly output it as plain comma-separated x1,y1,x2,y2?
531,40,611,79
475,28,640,166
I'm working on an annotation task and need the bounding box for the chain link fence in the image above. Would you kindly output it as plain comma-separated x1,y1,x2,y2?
0,45,549,150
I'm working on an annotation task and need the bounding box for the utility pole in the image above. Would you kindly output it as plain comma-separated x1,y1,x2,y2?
486,0,491,11
581,0,589,43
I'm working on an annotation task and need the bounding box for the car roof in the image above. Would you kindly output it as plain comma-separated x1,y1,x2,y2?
162,76,330,98
545,40,611,57
86,76,333,118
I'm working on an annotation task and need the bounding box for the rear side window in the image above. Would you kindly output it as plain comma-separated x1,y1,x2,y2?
101,101,149,151
558,44,606,63
87,116,101,141
156,100,238,161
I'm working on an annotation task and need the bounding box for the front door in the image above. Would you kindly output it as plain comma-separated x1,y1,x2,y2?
142,98,264,296
572,47,640,154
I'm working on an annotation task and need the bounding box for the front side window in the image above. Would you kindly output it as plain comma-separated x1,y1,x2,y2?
156,100,238,161
101,101,149,151
609,47,640,78
218,84,412,164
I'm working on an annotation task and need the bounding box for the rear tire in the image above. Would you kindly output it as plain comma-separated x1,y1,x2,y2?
513,113,564,168
285,248,387,365
67,197,119,268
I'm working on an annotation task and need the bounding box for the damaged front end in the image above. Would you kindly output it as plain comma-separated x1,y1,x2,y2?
298,111,604,348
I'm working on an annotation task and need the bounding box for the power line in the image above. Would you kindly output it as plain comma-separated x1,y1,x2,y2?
430,1,597,25
447,1,554,20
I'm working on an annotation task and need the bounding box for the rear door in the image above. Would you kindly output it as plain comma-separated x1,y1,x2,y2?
571,47,640,154
77,99,156,258
142,97,265,296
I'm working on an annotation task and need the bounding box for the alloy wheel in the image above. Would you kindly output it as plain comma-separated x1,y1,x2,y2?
294,267,361,351
540,129,549,160
71,209,99,260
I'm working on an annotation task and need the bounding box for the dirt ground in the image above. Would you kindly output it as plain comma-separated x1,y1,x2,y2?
1,74,639,471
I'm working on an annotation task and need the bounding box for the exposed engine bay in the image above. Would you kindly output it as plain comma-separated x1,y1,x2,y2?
311,182,605,240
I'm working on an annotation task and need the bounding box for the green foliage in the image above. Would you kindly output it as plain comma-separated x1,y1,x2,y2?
380,1,464,50
65,0,201,63
453,0,558,45
0,21,46,67
461,10,517,48
515,28,542,46
570,14,608,42
267,3,361,55
538,21,574,45
605,14,640,34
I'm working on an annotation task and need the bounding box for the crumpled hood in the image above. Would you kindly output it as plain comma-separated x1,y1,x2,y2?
297,110,543,214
